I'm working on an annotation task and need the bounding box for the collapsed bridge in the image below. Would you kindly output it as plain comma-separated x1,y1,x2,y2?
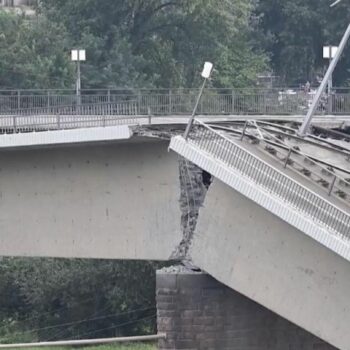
0,93,350,349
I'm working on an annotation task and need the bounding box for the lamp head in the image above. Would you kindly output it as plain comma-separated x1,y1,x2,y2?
201,62,214,79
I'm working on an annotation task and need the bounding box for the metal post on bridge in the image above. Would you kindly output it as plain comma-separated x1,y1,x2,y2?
71,49,86,106
169,90,172,115
299,0,350,136
184,62,214,139
17,90,21,110
232,89,235,115
323,45,338,114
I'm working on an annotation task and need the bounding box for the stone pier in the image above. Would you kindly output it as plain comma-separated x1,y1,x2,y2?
156,267,336,350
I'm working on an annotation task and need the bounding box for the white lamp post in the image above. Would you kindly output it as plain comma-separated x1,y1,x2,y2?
71,49,86,105
184,62,214,139
299,0,350,135
323,45,338,92
323,45,338,113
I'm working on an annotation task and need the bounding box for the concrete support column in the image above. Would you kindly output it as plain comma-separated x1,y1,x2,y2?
156,267,336,350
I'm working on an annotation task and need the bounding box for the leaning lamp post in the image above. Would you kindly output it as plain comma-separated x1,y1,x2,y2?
71,49,86,105
299,0,350,135
184,62,214,139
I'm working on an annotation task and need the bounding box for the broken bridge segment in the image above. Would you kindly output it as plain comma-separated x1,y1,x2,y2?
169,120,350,261
169,119,350,350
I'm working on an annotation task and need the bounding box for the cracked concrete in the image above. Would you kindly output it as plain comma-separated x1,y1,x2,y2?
170,158,211,261
133,125,212,263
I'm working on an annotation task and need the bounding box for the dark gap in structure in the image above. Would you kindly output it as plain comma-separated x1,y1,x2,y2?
170,158,212,262
202,170,212,189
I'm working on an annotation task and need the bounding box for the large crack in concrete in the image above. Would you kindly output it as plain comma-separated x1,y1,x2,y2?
133,126,212,264
170,157,212,262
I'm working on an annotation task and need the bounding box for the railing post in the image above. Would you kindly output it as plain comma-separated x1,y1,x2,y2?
107,89,111,103
13,116,17,133
57,114,61,130
148,106,152,124
284,149,293,168
137,91,142,115
47,91,51,110
328,91,333,115
328,175,337,196
17,90,21,110
241,121,248,141
169,90,172,115
231,89,235,115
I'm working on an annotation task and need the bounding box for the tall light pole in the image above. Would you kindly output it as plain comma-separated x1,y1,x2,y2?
323,45,338,112
71,49,86,105
184,62,214,139
299,0,350,135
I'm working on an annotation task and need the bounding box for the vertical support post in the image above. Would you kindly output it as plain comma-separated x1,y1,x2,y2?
184,78,207,139
137,91,142,115
76,60,81,106
284,149,293,168
299,24,350,135
57,114,61,130
241,121,248,141
17,90,21,110
328,175,337,196
47,91,50,110
232,89,235,115
328,56,333,115
148,106,152,124
13,116,17,133
169,90,172,115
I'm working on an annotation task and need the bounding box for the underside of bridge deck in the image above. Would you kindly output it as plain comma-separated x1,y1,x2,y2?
0,136,185,260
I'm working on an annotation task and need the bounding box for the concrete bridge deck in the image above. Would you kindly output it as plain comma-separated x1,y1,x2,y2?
169,119,350,350
0,115,349,349
0,114,349,149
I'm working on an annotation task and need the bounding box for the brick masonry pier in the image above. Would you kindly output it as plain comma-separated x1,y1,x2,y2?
156,267,336,350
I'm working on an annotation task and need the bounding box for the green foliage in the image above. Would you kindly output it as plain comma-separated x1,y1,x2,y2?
0,11,74,89
36,0,267,88
0,258,162,343
257,0,350,85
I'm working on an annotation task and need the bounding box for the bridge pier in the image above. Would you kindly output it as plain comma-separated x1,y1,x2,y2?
156,267,336,350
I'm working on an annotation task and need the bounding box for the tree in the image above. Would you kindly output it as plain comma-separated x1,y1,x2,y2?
257,0,350,86
0,258,161,343
38,0,267,88
0,11,74,89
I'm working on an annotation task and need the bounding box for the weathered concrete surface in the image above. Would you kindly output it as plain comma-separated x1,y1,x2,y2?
0,137,182,260
0,126,132,149
190,179,350,350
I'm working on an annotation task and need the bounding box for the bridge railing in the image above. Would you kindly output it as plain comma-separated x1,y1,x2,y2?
7,101,138,116
0,101,140,133
185,119,350,239
1,89,350,115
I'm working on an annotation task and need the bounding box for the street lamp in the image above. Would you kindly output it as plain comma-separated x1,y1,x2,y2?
323,45,338,112
71,49,86,105
299,0,350,135
184,62,214,139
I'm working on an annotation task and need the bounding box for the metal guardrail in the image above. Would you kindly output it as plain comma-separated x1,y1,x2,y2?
1,90,350,115
187,119,350,239
0,102,140,133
